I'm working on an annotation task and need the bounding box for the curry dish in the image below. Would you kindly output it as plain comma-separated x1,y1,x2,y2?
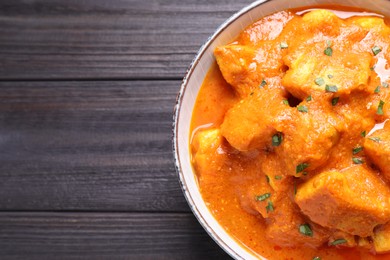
190,6,390,260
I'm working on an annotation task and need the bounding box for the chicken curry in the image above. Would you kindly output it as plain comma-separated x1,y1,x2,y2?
190,6,390,260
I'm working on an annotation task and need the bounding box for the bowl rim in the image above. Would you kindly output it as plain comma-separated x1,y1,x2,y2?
172,0,271,259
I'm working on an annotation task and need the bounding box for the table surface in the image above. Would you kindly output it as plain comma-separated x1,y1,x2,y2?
0,0,257,259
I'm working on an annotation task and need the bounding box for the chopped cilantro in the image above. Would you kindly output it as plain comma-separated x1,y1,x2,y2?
325,85,338,93
331,97,339,106
352,157,364,164
375,86,381,93
361,131,366,137
280,42,288,49
306,95,312,101
324,47,333,56
297,105,308,113
296,163,309,174
352,146,363,155
282,99,290,106
299,223,313,237
315,77,325,86
377,100,385,115
372,46,382,56
256,193,271,201
272,133,283,147
330,239,347,246
266,201,274,213
260,79,267,88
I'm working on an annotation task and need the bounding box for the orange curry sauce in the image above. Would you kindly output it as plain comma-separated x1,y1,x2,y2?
190,6,390,260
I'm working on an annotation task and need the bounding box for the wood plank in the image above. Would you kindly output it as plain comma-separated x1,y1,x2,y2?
0,0,253,80
0,80,189,211
0,212,230,259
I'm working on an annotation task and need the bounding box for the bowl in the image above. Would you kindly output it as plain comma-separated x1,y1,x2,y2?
173,0,390,259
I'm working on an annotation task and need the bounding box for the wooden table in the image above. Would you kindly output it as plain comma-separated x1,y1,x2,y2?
0,0,255,258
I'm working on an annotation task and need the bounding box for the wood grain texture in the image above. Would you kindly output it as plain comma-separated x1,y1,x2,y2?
0,0,254,80
0,80,189,211
0,212,230,259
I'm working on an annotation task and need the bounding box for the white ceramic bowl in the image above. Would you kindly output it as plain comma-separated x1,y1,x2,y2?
173,0,390,259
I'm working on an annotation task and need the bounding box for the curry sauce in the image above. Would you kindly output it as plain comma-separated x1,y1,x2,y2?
190,6,390,260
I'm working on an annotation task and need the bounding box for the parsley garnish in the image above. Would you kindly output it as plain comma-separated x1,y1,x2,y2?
296,163,309,174
369,137,381,142
272,133,283,147
266,201,274,213
383,82,389,88
313,257,321,260
372,46,382,56
331,97,339,106
377,100,385,115
297,105,308,113
299,223,313,237
375,86,381,93
260,79,267,88
282,99,290,106
325,85,338,93
280,42,288,49
361,131,366,137
324,47,333,56
306,95,312,101
315,77,325,86
256,193,271,201
352,157,364,164
330,239,347,246
275,175,282,180
352,146,363,155
327,74,333,79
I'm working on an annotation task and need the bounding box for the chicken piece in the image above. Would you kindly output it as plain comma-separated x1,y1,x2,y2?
301,9,342,36
282,42,372,99
266,195,330,248
364,121,390,181
295,165,390,237
236,10,295,45
192,128,225,176
220,87,288,151
373,222,390,253
214,43,284,98
274,105,340,176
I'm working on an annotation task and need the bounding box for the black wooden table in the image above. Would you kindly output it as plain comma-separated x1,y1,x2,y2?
0,0,255,259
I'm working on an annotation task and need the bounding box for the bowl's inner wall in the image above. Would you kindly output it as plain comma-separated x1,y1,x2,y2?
175,0,390,259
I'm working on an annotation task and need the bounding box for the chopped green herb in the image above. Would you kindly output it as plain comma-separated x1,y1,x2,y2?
324,47,333,56
266,175,270,183
352,146,363,155
372,46,382,56
256,193,271,201
375,86,381,93
275,175,282,180
280,42,288,49
383,82,389,88
361,131,366,137
282,99,290,106
299,223,313,237
306,95,312,101
272,133,283,147
331,97,339,106
326,40,332,47
328,74,333,79
325,85,338,93
260,79,267,88
313,257,321,260
330,239,347,246
371,66,376,71
377,100,385,115
369,137,381,142
266,201,274,213
315,77,325,86
352,157,364,164
297,105,308,113
296,163,309,174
